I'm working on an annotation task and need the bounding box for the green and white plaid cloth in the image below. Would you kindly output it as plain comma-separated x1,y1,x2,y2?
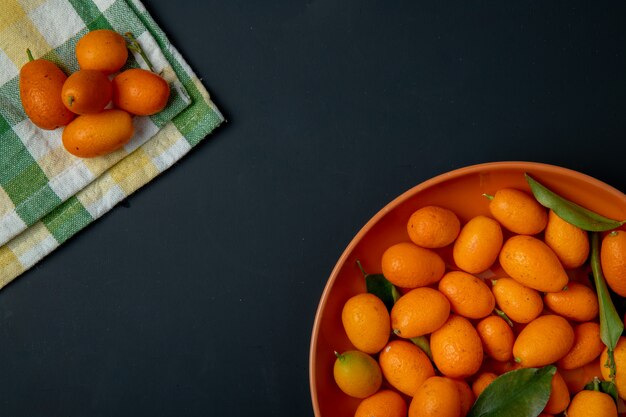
0,0,224,288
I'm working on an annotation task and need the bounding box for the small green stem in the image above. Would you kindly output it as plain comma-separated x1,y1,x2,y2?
67,96,74,107
494,308,514,327
482,193,494,200
356,259,367,279
125,32,155,72
26,49,34,62
605,350,618,381
593,377,601,392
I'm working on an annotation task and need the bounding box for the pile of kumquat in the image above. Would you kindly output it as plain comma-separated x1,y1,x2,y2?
19,29,170,158
333,174,626,417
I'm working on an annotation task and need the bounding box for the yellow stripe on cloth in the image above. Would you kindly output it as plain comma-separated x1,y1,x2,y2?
108,148,160,195
0,0,27,32
0,14,51,68
0,245,24,287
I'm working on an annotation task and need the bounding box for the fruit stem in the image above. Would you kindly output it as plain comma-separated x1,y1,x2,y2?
494,308,514,327
125,32,155,72
482,193,494,201
334,350,342,360
592,377,601,392
67,95,74,107
606,349,618,381
26,48,34,62
356,259,368,279
514,357,521,364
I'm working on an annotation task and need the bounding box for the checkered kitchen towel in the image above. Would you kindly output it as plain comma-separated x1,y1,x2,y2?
0,0,223,287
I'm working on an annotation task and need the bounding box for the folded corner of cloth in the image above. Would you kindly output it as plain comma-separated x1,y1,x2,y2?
0,0,225,289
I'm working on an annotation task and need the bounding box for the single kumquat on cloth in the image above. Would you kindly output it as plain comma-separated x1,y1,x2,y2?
75,29,129,74
61,69,112,115
19,49,75,130
18,28,172,159
328,172,626,417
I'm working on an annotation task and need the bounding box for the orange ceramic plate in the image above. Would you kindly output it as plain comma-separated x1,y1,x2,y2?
309,161,626,417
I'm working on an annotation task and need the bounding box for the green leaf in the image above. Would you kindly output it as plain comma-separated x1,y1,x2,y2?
409,336,433,360
365,274,400,311
590,232,624,380
467,365,556,417
356,260,400,311
524,173,624,378
584,377,619,404
525,173,626,232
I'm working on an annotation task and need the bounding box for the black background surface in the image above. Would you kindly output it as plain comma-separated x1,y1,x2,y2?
1,1,625,416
